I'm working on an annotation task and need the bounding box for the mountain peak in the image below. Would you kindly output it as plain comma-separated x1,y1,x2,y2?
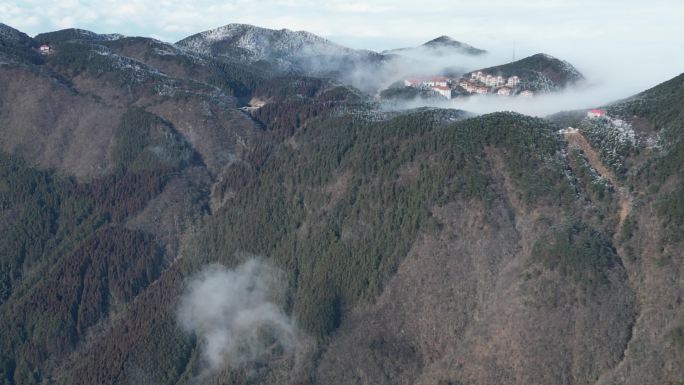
424,35,459,45
529,52,557,60
421,35,486,54
384,35,486,56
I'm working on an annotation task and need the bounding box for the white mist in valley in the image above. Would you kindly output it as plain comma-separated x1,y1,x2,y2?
346,46,511,94
380,81,640,117
176,259,301,375
371,37,684,117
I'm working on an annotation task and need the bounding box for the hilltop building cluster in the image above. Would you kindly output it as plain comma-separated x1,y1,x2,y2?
471,72,520,87
458,71,533,97
404,77,454,99
403,71,535,100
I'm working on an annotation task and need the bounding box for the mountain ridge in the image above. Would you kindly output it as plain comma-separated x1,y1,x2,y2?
34,28,125,44
176,23,384,76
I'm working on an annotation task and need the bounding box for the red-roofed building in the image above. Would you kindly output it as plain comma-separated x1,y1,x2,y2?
587,109,607,118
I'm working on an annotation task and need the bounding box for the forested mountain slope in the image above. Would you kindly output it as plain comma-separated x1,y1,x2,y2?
0,22,682,385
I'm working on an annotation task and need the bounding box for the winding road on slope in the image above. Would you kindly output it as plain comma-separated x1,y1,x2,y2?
563,127,632,226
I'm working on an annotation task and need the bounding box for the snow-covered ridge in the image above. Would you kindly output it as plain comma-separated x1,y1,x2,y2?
90,44,168,83
68,29,125,41
144,39,208,64
532,54,582,80
177,23,373,63
558,59,583,81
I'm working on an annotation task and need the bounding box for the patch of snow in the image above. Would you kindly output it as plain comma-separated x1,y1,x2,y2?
606,117,637,145
578,114,640,174
91,45,168,83
644,135,661,149
154,82,178,96
558,127,579,135
71,29,124,41
152,47,177,56
559,59,583,81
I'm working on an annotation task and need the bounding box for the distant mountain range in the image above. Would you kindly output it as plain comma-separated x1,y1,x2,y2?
11,23,583,94
173,24,583,93
176,24,486,71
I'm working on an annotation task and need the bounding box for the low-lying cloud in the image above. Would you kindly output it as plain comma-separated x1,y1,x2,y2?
176,259,299,375
341,48,509,94
331,32,684,117
377,69,667,118
379,82,629,117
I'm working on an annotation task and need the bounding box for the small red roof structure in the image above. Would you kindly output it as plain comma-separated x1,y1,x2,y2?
587,109,607,118
432,85,451,91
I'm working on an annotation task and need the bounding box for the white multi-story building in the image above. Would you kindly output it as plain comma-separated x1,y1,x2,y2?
460,80,488,94
405,76,451,89
459,80,475,93
497,87,512,96
431,85,453,99
474,86,489,94
507,76,520,87
471,71,484,81
425,77,450,87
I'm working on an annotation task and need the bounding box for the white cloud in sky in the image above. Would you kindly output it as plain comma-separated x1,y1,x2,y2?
2,0,680,45
1,0,682,99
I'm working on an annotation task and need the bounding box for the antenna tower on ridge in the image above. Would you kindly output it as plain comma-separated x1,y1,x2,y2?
512,41,516,62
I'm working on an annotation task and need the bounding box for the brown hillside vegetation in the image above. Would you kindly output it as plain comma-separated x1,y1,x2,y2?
0,23,682,385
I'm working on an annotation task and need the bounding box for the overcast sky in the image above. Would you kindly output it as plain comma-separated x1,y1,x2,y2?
2,0,683,99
